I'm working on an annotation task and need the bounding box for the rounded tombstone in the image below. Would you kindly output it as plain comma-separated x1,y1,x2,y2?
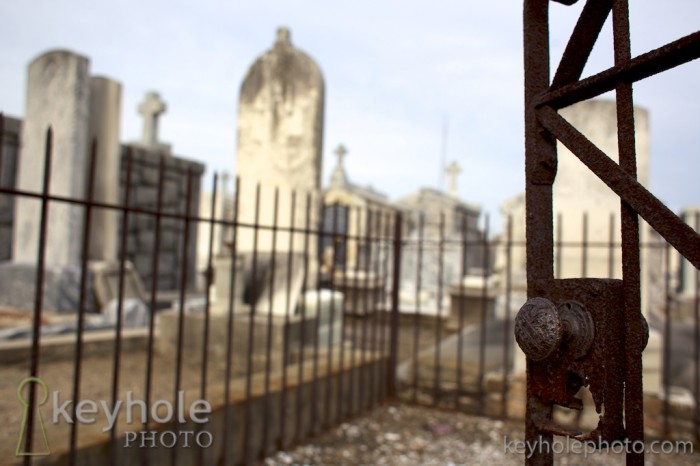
236,26,325,185
234,27,325,259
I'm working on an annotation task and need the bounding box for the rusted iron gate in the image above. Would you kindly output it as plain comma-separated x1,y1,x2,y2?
518,1,700,465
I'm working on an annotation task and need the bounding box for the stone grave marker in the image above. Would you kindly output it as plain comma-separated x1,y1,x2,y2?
0,50,123,313
13,49,91,267
234,27,324,258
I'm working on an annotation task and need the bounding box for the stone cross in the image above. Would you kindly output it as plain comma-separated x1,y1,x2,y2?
276,26,292,47
446,161,461,198
138,91,166,148
335,144,347,165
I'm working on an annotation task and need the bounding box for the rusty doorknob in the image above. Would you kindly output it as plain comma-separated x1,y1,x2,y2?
514,298,595,361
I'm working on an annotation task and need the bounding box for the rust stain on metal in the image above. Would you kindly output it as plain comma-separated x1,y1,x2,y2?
521,0,699,465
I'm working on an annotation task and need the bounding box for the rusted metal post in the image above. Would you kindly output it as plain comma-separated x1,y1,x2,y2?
523,4,556,463
611,2,645,463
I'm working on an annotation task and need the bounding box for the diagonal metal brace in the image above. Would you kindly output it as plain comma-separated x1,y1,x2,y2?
537,30,700,109
551,0,612,89
537,105,700,268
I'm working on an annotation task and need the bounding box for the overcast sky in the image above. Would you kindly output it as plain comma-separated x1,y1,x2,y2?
1,1,698,233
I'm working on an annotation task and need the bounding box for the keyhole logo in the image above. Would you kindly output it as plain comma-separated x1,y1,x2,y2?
16,377,51,456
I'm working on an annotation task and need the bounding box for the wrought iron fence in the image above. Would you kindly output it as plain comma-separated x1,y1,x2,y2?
0,116,697,465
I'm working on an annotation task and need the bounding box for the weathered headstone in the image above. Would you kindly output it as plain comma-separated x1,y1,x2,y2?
234,27,324,256
88,76,122,261
13,49,91,267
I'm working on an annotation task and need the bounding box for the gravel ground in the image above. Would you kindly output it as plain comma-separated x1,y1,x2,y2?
264,404,700,466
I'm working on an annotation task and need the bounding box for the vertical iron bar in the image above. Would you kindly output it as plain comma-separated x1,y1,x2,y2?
455,212,468,409
412,213,425,403
349,206,362,413
501,214,514,418
278,190,296,450
323,202,340,428
433,212,445,406
260,187,279,459
379,211,392,400
366,209,376,408
142,154,165,466
171,167,194,466
242,183,262,464
359,209,373,410
23,128,53,465
310,195,323,434
108,148,133,466
695,212,700,443
369,210,382,407
388,211,402,399
523,1,557,462
294,193,312,442
693,212,700,444
477,213,491,412
68,139,98,464
581,211,588,277
220,177,241,464
612,2,644,463
196,173,218,466
336,206,350,420
663,242,671,436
